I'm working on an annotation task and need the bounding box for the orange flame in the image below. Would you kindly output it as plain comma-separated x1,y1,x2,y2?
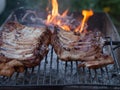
75,10,94,33
51,0,59,16
46,0,93,33
46,0,70,31
46,0,59,24
62,9,68,17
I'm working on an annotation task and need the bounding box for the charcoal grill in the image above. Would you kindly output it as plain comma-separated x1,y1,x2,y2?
0,8,120,90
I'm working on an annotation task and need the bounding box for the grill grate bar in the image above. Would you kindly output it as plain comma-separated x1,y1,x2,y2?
108,37,120,72
23,68,28,85
29,67,34,85
49,47,53,85
82,67,87,83
113,45,120,50
43,55,48,84
93,69,98,84
88,69,93,83
0,37,120,87
90,69,95,84
37,62,41,85
76,61,80,84
79,67,85,83
15,72,19,85
100,68,104,84
56,57,59,84
105,67,111,84
70,61,73,83
64,61,67,84
1,77,8,85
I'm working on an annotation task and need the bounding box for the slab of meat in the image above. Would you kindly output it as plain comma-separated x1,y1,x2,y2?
78,54,114,69
0,21,51,76
51,27,114,69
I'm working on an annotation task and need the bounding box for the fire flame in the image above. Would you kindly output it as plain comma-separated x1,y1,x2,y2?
47,0,59,23
51,0,58,16
75,10,94,33
46,0,94,33
46,0,70,31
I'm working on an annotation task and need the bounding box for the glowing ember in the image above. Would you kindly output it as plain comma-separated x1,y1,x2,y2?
75,10,94,33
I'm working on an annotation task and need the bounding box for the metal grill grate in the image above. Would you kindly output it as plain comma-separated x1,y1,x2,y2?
0,9,120,90
0,37,120,87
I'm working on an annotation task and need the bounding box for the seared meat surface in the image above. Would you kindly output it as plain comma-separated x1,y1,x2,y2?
78,54,114,69
51,27,114,69
0,21,51,76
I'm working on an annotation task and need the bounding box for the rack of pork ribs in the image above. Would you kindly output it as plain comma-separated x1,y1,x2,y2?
0,16,114,77
0,21,51,77
51,26,114,69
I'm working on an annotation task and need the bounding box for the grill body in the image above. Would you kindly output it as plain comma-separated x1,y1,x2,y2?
0,9,120,90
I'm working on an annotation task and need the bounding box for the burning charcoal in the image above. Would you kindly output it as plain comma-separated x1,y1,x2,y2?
0,21,51,77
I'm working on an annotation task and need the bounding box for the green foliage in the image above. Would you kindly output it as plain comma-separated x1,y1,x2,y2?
70,0,100,11
98,0,120,14
70,0,120,25
71,0,120,13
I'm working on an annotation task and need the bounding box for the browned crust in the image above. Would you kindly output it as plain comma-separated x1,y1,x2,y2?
0,60,24,77
51,28,100,61
22,28,51,67
51,27,114,69
78,55,114,69
3,21,25,32
0,22,51,65
0,21,51,76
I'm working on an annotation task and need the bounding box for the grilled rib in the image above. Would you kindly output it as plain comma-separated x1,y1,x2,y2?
0,21,51,76
51,27,114,69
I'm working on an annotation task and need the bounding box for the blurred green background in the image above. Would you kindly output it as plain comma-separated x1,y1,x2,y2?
0,0,120,31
